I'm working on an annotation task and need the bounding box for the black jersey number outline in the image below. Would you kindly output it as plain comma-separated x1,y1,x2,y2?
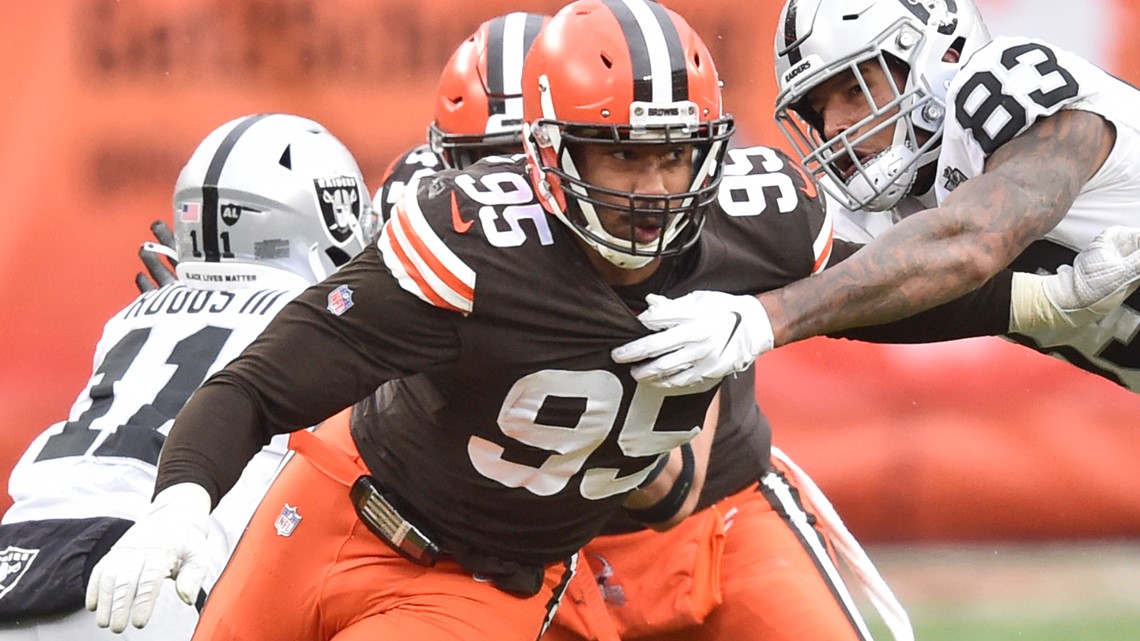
954,42,1079,155
469,369,716,499
36,325,234,464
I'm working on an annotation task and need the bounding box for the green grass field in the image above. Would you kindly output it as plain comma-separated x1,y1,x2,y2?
853,542,1140,641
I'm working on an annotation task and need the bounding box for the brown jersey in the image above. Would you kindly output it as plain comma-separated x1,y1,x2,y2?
158,147,1010,566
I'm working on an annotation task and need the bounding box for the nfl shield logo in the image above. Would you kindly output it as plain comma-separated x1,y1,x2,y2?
0,546,39,602
327,285,354,316
275,504,302,537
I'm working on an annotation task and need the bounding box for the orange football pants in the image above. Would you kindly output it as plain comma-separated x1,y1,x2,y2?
546,456,871,641
193,415,575,641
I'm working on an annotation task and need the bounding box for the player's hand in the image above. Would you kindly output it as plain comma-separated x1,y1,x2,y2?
135,220,179,294
1046,225,1140,325
86,483,211,632
612,291,774,388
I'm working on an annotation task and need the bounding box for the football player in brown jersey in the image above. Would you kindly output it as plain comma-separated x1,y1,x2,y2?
366,12,896,641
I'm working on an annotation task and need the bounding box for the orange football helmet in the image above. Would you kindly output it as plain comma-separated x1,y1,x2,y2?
429,12,550,169
521,0,734,269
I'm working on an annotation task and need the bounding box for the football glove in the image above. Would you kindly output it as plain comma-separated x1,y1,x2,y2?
135,220,179,294
86,483,211,632
612,291,774,389
1011,225,1140,331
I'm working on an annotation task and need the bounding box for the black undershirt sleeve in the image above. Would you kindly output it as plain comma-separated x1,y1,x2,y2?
833,269,1013,343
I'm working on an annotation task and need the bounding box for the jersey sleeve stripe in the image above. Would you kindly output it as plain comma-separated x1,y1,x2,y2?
382,223,466,313
811,196,834,274
395,196,476,302
380,193,476,313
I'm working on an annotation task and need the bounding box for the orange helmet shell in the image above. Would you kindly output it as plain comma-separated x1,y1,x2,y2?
521,0,724,129
430,12,549,168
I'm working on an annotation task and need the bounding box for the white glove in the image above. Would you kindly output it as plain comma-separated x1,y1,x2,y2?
86,483,212,633
1010,225,1140,331
612,291,774,388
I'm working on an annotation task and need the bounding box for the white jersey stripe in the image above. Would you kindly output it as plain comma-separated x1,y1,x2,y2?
771,447,915,641
381,187,476,314
812,193,835,273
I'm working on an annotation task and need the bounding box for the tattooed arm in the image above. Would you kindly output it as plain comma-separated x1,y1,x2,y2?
759,109,1117,346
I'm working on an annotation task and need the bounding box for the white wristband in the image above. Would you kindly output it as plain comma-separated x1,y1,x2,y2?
1009,272,1069,332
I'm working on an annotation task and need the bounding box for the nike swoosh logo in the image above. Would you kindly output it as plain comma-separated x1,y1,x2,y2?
451,192,473,234
718,312,743,357
789,161,818,199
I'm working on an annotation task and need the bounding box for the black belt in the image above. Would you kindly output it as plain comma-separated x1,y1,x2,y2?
350,475,442,566
349,474,549,596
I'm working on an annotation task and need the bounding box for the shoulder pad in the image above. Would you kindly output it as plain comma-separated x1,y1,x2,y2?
379,170,476,314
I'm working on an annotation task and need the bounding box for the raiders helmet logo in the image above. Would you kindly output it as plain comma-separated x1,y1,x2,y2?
899,0,959,34
0,546,38,602
315,176,362,243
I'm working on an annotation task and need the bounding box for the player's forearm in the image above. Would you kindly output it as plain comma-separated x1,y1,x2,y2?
759,216,1001,346
155,379,268,507
623,391,719,530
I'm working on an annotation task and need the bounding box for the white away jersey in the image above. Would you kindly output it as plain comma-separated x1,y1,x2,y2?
843,35,1140,390
3,282,299,526
938,35,1140,249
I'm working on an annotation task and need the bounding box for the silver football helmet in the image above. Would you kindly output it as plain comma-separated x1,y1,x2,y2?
172,113,374,288
774,0,990,211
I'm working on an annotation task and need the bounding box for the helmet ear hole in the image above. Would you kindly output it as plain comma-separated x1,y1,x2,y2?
600,53,613,69
326,246,352,267
943,37,965,62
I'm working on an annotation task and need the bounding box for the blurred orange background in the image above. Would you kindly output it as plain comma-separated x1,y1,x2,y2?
3,0,1140,541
